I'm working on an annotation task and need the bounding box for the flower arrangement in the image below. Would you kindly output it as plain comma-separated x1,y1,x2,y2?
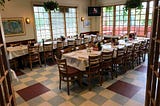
124,0,143,11
43,0,59,11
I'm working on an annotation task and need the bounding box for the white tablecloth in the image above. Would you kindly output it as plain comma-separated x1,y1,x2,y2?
62,49,101,71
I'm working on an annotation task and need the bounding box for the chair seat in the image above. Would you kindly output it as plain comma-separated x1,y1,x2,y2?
65,66,80,75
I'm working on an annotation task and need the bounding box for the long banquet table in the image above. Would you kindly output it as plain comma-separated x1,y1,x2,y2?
62,38,149,71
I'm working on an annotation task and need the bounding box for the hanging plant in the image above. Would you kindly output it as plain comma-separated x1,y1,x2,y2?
124,0,143,11
0,0,10,7
43,0,59,11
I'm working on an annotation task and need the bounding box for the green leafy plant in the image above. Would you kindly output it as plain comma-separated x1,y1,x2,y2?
0,0,10,7
124,0,143,11
43,0,59,11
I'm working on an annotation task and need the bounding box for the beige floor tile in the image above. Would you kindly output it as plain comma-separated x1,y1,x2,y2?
40,91,57,101
17,102,29,106
38,102,52,106
27,71,38,76
81,91,96,100
102,100,122,106
14,83,28,91
59,92,73,100
59,101,75,106
80,100,98,106
99,89,116,99
124,99,143,106
20,77,33,83
35,76,48,82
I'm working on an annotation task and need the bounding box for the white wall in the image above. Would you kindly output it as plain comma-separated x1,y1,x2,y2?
1,0,91,43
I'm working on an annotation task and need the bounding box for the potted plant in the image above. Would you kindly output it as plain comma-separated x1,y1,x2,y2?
43,0,59,11
124,0,143,11
0,0,10,7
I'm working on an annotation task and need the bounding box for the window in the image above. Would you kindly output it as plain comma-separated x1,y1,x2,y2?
33,6,78,42
102,6,114,35
147,1,154,37
115,5,128,35
130,2,147,36
101,1,154,37
65,8,77,37
33,6,51,42
51,9,65,39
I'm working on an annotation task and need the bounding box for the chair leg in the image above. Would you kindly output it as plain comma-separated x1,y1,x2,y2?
59,76,61,89
39,57,42,67
67,77,70,95
78,73,82,87
44,57,47,67
99,72,102,86
30,61,32,71
88,75,91,91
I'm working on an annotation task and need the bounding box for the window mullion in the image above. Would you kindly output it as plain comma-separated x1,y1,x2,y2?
49,11,53,40
128,9,131,34
144,1,150,36
64,8,67,37
113,6,116,35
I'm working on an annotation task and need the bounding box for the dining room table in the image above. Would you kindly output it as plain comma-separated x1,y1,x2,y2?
62,38,149,71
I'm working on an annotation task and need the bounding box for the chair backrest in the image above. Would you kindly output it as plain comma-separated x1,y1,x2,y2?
101,51,114,61
68,40,75,46
56,59,68,74
133,43,140,53
57,41,64,49
28,44,39,55
83,38,89,44
145,39,150,51
116,48,125,58
43,42,53,52
89,55,101,72
75,39,81,46
126,45,133,54
91,36,97,43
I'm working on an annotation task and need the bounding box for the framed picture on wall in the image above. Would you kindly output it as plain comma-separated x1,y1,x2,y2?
83,19,91,28
2,17,25,37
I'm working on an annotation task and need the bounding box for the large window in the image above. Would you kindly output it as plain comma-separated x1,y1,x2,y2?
65,8,77,37
130,2,147,36
102,6,114,35
147,1,154,37
33,6,51,42
102,1,154,37
115,5,128,35
33,6,78,42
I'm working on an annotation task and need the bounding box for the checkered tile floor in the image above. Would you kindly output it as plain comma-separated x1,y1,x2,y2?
13,59,148,106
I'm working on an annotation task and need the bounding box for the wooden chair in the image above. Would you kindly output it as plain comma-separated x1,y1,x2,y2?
133,43,140,67
28,44,41,70
101,50,115,79
143,39,150,61
139,41,146,63
57,41,64,49
56,41,64,59
43,41,54,66
85,55,102,91
67,40,75,51
113,47,125,74
83,38,89,44
124,45,133,71
56,58,82,95
75,39,82,46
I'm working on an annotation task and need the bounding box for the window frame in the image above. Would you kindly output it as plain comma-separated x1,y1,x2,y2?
101,0,153,37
